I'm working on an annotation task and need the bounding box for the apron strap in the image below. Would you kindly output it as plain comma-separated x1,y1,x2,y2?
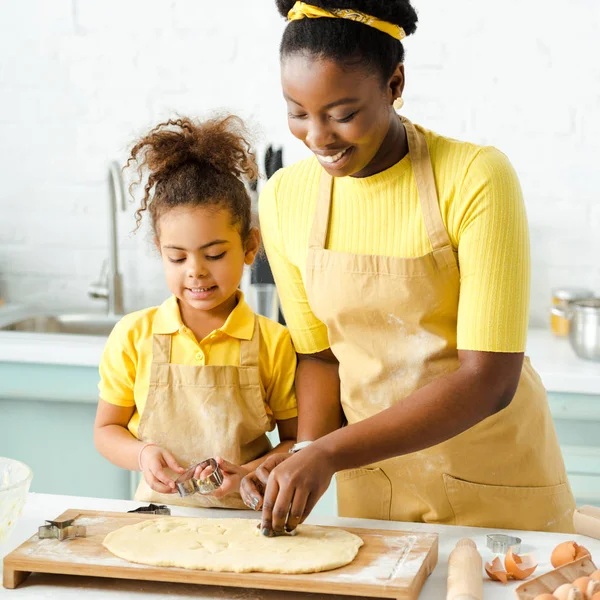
403,118,452,252
308,169,334,250
239,317,260,368
151,334,172,364
148,334,172,386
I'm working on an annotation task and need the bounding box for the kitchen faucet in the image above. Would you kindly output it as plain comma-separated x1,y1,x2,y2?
88,161,126,315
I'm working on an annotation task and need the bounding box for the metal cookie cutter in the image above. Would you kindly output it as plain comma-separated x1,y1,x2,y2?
176,458,224,497
39,518,86,541
127,504,171,515
486,533,522,554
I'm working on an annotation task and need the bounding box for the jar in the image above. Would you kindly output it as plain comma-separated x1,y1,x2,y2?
551,287,594,336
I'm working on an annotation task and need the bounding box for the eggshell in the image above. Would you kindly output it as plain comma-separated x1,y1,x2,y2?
573,576,600,598
485,556,508,584
505,549,538,580
550,541,592,568
553,583,583,600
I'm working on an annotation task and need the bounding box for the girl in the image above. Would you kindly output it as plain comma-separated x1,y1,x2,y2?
94,115,298,508
242,0,576,533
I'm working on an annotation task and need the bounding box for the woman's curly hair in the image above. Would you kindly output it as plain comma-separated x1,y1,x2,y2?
126,115,258,242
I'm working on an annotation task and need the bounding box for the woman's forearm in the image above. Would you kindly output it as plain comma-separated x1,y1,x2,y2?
316,351,523,473
94,424,145,472
296,350,344,441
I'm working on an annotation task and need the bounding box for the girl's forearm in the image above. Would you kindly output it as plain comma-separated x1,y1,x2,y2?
94,424,145,472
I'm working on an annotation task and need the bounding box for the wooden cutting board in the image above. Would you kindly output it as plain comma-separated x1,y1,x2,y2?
3,509,438,599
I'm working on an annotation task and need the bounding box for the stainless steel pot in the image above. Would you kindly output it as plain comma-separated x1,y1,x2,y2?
552,298,600,361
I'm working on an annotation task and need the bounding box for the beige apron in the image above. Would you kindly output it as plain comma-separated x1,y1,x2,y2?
135,319,272,509
305,118,576,532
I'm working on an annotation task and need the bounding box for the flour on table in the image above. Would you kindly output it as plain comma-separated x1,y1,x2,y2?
103,517,363,574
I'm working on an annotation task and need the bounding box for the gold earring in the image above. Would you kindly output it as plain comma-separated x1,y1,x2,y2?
393,97,404,111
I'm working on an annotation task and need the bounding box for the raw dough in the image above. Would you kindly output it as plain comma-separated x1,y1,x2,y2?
103,517,363,574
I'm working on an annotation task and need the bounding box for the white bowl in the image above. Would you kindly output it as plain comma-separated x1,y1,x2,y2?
0,457,33,542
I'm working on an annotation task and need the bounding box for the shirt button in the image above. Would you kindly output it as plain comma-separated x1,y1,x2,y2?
195,351,204,362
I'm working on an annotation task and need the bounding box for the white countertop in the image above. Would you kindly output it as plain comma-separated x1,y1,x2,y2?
1,493,600,599
0,301,599,395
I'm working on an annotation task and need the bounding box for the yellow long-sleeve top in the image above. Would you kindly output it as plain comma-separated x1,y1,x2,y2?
259,124,530,354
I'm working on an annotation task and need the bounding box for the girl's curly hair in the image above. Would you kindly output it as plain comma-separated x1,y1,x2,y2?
126,115,258,242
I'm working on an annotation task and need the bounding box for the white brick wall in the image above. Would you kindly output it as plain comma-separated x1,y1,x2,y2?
0,0,598,326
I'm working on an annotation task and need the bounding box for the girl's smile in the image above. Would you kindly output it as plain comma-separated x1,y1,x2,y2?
158,205,259,330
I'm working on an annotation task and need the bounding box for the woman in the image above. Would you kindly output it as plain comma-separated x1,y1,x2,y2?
242,0,576,534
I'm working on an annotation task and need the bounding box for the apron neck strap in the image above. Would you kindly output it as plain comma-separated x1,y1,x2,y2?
403,118,451,251
239,317,260,367
308,171,334,249
151,334,172,364
308,117,452,252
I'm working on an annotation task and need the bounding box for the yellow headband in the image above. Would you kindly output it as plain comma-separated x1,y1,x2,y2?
287,1,406,41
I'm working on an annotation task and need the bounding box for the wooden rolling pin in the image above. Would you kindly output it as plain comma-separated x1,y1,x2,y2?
447,538,483,600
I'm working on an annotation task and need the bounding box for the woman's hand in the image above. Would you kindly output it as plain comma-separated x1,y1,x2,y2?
140,445,185,494
240,453,290,510
259,446,335,535
196,456,249,499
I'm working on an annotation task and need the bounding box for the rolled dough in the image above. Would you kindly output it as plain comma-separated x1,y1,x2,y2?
103,517,363,574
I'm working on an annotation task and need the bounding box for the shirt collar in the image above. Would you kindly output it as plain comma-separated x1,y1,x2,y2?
152,295,183,334
152,290,255,340
219,290,255,340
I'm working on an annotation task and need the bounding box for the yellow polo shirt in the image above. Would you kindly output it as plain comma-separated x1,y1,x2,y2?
98,291,298,438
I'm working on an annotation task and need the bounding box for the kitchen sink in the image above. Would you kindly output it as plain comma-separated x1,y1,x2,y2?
0,313,121,337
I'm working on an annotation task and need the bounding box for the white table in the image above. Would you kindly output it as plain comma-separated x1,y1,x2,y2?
2,493,600,599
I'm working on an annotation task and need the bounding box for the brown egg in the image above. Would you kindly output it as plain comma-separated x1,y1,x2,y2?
550,541,592,568
485,556,508,584
553,583,583,600
534,595,558,600
573,576,600,598
505,549,538,580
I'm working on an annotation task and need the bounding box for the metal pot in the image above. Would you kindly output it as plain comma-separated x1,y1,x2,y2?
552,299,600,361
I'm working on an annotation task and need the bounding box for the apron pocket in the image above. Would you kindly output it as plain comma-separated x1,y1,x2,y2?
336,467,392,521
443,474,575,533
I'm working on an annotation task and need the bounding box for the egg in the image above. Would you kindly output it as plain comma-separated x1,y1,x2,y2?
504,549,538,580
550,541,592,568
573,576,600,598
534,595,558,600
553,583,583,600
592,570,600,581
485,556,508,584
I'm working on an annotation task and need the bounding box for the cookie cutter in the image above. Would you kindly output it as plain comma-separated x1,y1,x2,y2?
39,518,86,541
257,523,297,537
176,457,223,497
486,533,522,554
127,504,171,515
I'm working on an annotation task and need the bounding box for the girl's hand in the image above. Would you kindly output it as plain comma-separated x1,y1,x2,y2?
196,456,249,499
140,445,185,494
260,447,335,535
240,453,290,510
